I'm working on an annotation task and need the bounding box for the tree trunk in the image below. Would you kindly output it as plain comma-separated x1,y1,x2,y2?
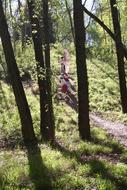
0,0,36,144
73,0,90,140
42,0,55,142
9,0,12,17
17,0,25,49
110,0,127,113
64,0,75,43
27,0,50,141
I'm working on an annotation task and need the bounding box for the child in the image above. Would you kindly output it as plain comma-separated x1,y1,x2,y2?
59,49,71,94
63,49,70,74
59,49,70,75
59,56,65,75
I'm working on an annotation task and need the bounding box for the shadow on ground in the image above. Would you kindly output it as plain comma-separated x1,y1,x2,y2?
26,143,53,190
52,141,127,190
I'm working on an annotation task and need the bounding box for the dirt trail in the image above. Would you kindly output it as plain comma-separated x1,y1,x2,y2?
51,73,127,147
90,114,127,147
57,80,127,147
58,90,127,147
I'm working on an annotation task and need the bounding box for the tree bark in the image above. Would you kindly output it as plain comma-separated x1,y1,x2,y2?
0,0,36,144
42,0,55,142
27,0,50,141
110,0,127,113
9,0,12,17
17,0,25,49
73,0,91,140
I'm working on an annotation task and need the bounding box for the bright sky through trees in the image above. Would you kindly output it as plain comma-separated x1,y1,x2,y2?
12,0,94,12
82,0,94,10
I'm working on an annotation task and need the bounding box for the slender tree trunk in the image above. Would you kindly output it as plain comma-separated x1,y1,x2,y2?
9,0,12,17
99,4,107,45
110,0,127,113
64,0,75,43
27,0,50,141
73,0,90,140
0,0,36,144
82,5,127,60
4,0,7,16
17,0,25,49
42,0,55,142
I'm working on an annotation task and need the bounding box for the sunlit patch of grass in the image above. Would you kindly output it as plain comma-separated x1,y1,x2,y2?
87,58,120,112
0,139,127,190
88,160,127,190
0,150,30,190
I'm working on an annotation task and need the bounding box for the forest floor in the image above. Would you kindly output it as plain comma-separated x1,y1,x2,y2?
1,80,127,189
24,77,127,149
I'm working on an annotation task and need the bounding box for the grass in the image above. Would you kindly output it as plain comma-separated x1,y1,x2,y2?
0,132,127,189
1,45,127,189
1,98,127,190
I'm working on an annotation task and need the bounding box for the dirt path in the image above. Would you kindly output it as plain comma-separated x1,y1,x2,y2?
57,78,127,147
90,114,127,147
57,89,127,147
57,79,127,148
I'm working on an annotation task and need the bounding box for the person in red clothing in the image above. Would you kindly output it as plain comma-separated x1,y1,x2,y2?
60,73,71,94
60,74,68,93
58,49,71,95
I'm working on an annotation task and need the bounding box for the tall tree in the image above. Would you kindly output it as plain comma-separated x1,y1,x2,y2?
17,0,25,49
73,0,90,140
42,0,55,141
110,0,127,113
64,0,75,42
0,0,36,144
9,0,12,17
27,0,54,142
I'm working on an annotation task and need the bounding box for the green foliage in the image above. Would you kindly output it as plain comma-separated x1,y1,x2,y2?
50,0,73,44
15,43,37,80
1,40,127,189
87,59,121,112
1,106,127,190
1,77,127,189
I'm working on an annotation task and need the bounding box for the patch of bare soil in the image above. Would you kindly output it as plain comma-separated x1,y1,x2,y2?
80,153,123,164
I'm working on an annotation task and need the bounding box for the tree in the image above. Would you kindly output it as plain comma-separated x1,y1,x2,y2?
42,0,55,141
64,0,75,42
110,0,127,113
82,5,127,60
0,0,36,144
27,0,55,142
73,0,90,140
50,0,74,44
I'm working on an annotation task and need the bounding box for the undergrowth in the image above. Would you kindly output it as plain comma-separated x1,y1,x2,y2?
1,98,127,190
1,44,127,189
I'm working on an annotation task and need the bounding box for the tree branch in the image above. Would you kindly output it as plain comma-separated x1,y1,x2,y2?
82,5,127,60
